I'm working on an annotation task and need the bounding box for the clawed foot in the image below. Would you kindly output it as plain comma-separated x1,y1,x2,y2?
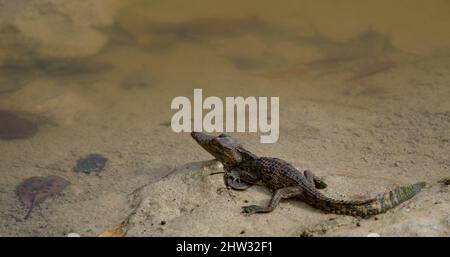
225,171,251,190
315,180,328,189
241,205,266,215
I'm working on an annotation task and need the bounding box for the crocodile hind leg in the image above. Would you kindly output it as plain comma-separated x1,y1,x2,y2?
241,186,302,215
304,170,327,189
224,166,259,190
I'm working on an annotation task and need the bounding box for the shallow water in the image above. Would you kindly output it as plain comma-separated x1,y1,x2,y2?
0,0,449,236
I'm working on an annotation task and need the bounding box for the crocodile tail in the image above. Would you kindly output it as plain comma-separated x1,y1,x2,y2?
356,182,427,218
336,182,426,218
306,182,426,218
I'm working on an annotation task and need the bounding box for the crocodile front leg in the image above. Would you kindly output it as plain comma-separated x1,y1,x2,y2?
224,166,259,190
304,170,327,189
241,186,303,215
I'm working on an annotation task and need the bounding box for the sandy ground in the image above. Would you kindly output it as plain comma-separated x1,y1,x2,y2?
0,0,449,236
126,162,450,236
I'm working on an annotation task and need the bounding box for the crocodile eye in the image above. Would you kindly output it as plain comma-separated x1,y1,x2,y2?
218,136,240,147
218,133,230,138
212,137,228,148
211,138,220,145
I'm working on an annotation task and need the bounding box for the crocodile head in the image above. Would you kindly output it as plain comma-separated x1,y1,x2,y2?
191,132,243,166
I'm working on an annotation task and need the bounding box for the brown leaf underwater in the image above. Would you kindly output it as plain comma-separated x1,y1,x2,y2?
16,176,70,219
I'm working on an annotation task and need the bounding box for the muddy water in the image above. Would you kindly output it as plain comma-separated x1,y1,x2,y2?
0,0,449,236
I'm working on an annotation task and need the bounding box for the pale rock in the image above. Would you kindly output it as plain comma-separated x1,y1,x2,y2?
384,217,446,236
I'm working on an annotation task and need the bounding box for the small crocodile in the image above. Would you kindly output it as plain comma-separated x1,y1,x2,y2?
191,132,426,218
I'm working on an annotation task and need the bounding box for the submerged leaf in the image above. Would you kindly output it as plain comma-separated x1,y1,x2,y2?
0,110,38,139
16,175,70,219
98,229,125,237
74,154,108,175
98,220,128,237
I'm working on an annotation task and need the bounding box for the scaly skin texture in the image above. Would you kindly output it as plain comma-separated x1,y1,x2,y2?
191,131,256,190
191,132,426,218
